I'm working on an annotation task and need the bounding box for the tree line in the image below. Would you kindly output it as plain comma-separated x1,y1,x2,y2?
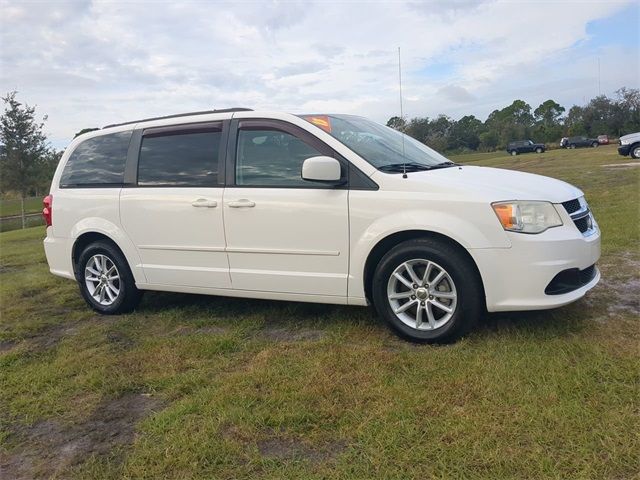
387,87,640,153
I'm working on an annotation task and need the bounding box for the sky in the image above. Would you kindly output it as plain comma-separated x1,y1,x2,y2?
1,0,639,149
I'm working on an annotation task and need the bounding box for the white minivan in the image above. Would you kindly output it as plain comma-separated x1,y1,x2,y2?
43,109,601,342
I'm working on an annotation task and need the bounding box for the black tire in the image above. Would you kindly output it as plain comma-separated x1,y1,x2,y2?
510,150,517,156
371,238,483,343
76,241,142,314
631,144,640,159
569,144,576,149
535,147,543,154
591,142,599,148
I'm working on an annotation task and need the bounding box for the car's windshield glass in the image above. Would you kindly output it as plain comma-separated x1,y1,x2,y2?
300,114,450,169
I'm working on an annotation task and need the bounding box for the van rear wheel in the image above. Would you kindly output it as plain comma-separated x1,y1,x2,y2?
371,238,482,343
76,241,142,314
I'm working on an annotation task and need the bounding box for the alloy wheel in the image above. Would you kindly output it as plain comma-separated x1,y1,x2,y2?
84,254,120,306
387,259,458,330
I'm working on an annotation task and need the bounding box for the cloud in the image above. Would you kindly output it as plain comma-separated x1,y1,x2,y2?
437,85,476,104
0,0,636,148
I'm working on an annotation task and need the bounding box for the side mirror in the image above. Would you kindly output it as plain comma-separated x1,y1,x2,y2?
301,156,342,183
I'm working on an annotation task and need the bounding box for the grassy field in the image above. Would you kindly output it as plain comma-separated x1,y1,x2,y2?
0,196,43,217
0,196,45,233
1,144,638,479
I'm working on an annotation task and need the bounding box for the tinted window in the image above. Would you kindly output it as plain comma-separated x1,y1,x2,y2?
236,128,322,186
138,128,221,186
60,131,131,187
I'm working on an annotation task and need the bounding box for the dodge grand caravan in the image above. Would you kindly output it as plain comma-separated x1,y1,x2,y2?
43,108,601,342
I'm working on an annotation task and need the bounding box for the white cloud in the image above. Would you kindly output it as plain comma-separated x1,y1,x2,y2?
0,0,636,147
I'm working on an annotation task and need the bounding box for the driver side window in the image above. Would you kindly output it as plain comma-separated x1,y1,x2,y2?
236,128,322,186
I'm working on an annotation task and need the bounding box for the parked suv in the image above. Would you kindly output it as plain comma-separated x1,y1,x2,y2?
617,132,640,159
561,136,599,149
43,109,601,343
506,140,546,156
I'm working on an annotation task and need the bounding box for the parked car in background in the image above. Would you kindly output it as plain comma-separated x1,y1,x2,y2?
42,109,600,343
597,135,609,145
506,140,546,156
618,132,640,159
562,136,599,149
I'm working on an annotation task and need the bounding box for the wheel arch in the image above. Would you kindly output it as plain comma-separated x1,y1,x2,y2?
362,230,485,305
72,232,125,275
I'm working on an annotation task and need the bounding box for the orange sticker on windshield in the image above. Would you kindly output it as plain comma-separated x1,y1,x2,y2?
303,115,332,133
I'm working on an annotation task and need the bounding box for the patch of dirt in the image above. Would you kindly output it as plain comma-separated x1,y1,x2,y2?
589,256,640,317
258,327,326,342
257,437,346,463
25,322,80,351
165,325,229,336
106,330,136,350
220,424,346,464
0,265,18,274
597,277,640,316
0,393,163,480
0,340,17,352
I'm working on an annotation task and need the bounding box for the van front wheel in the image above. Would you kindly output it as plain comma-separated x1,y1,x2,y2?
371,238,483,343
76,241,142,314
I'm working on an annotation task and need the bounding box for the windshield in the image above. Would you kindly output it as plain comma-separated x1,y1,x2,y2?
300,114,450,169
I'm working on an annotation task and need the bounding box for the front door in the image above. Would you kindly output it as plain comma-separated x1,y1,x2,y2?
120,122,231,289
222,119,349,297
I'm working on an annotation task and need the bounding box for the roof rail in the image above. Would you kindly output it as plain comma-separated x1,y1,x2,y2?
102,108,253,129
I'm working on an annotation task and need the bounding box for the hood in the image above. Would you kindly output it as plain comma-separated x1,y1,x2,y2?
381,165,583,203
620,132,640,142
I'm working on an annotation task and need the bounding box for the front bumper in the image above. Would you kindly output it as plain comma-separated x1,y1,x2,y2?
470,222,601,312
618,145,631,156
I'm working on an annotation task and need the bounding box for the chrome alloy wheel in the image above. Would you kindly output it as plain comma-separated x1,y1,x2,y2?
85,254,120,306
387,259,458,330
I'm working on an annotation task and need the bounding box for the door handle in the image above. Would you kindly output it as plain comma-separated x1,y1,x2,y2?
228,199,256,208
191,199,218,208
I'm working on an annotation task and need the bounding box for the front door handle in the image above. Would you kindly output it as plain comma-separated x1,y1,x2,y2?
191,199,218,208
228,199,256,208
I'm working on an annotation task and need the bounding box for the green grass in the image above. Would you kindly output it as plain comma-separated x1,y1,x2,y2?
1,144,638,479
0,196,43,217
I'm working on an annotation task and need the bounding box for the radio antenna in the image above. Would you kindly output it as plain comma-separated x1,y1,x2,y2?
398,47,407,178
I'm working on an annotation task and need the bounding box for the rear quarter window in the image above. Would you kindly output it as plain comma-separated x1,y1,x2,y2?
60,131,132,187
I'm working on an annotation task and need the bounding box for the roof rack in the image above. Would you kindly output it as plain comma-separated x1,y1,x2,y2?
102,108,253,129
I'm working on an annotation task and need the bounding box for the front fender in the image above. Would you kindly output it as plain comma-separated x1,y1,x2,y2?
348,207,511,299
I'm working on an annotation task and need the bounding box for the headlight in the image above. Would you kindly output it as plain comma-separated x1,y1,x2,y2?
492,201,563,234
620,138,630,145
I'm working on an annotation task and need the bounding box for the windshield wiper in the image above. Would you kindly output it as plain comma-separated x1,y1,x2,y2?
378,161,458,173
428,161,458,169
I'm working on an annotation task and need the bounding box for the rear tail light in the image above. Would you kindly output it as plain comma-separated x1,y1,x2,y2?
42,194,52,227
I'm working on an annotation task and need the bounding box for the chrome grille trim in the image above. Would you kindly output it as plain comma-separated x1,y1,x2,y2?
562,198,597,237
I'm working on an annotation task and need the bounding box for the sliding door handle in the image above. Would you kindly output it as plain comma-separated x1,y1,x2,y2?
191,199,218,208
228,199,256,208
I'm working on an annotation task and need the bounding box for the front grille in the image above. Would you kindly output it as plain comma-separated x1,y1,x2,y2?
545,264,598,295
562,199,581,215
574,215,591,233
562,197,595,236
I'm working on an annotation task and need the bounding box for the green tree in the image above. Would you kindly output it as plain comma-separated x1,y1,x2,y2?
74,127,99,138
564,105,586,136
386,116,406,132
533,99,565,142
448,115,483,150
481,100,534,149
614,87,640,135
0,91,50,228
